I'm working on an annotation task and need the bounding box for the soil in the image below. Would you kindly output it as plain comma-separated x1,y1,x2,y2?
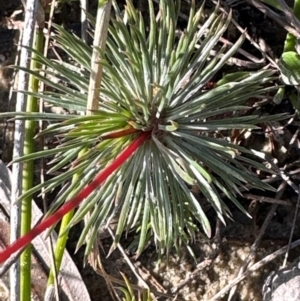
1,1,300,301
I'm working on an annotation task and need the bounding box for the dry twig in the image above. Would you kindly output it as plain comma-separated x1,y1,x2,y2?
227,181,287,300
209,238,300,300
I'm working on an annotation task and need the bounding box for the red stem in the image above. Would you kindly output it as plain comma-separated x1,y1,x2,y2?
0,131,150,263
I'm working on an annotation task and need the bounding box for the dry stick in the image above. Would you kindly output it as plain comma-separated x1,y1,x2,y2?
80,0,88,44
210,165,300,207
243,193,292,206
282,185,300,268
266,144,300,194
274,165,300,194
197,174,284,212
227,123,300,300
227,181,287,301
285,167,300,176
95,267,184,301
245,0,300,39
241,147,300,196
134,261,167,293
209,238,300,301
3,27,21,157
257,169,299,186
276,0,300,30
219,13,277,67
210,10,262,64
0,249,25,277
218,38,264,64
95,247,120,301
10,0,39,300
106,227,167,301
208,49,264,68
213,0,276,66
279,137,300,267
85,0,112,269
107,227,149,290
289,128,300,147
86,0,111,113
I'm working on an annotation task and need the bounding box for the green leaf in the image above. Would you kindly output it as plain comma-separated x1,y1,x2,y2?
279,51,300,85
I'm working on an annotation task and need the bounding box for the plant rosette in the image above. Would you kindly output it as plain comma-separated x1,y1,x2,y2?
0,0,283,262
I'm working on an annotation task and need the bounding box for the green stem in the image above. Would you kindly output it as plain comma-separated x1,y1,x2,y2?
47,148,86,286
20,28,44,301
